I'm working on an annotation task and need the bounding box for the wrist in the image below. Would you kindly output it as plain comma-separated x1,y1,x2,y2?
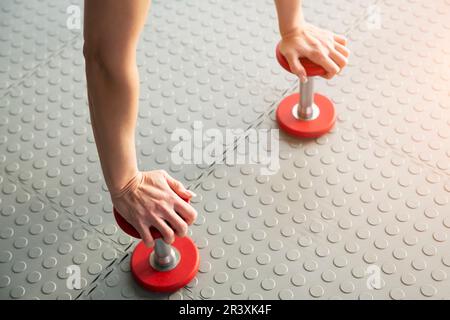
281,24,305,40
280,15,306,39
110,170,143,199
107,165,140,196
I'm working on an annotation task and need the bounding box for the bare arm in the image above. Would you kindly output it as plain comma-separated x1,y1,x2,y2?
274,0,305,37
83,0,197,247
274,0,350,81
84,0,148,195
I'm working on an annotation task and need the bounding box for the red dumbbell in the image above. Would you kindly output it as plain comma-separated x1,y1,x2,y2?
113,197,199,292
275,42,336,138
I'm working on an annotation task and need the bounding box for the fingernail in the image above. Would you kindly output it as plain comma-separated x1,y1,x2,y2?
301,75,308,83
187,190,197,197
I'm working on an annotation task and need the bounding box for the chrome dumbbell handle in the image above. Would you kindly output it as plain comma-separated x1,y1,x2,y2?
299,78,314,119
291,78,320,121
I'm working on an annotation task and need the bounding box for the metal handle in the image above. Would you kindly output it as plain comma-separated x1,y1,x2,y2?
299,78,315,119
150,238,180,271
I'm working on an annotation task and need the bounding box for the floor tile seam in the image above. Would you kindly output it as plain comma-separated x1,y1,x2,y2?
340,124,450,180
3,172,130,300
3,168,137,273
0,34,82,99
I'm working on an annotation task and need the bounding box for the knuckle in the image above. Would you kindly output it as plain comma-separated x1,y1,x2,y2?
178,221,188,236
319,47,330,56
154,200,170,213
156,169,167,176
291,66,301,74
172,179,181,188
161,203,173,215
165,193,177,204
134,209,146,222
310,41,320,49
288,53,299,61
140,211,154,225
284,49,296,57
311,48,322,56
131,215,142,226
152,198,163,208
164,228,175,242
144,199,154,211
316,55,328,65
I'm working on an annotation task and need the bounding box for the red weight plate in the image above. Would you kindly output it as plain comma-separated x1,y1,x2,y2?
131,238,200,292
276,93,336,138
276,42,326,77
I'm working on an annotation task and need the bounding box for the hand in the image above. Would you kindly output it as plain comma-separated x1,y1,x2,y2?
111,170,198,247
278,23,350,82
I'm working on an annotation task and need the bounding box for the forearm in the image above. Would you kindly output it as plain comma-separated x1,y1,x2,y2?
83,0,150,195
85,59,139,195
274,0,305,37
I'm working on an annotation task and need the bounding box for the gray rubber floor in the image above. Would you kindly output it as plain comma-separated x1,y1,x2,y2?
0,0,449,300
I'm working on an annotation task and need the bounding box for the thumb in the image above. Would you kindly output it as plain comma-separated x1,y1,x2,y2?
137,222,155,248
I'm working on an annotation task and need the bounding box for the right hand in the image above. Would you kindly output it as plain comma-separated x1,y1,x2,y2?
278,23,350,82
111,170,198,247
